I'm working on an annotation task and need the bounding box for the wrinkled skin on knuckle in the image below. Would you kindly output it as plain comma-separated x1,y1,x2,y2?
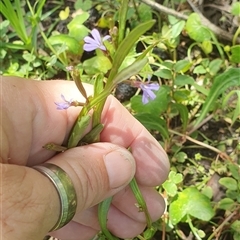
1,164,50,239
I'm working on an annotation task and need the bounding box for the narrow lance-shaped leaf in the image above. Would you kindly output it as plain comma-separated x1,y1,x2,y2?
194,68,240,128
111,58,148,86
106,20,155,85
118,0,129,45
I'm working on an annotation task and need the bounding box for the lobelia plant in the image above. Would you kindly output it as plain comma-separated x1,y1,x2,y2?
46,1,160,239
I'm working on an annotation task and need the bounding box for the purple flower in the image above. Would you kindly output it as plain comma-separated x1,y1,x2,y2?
132,77,160,104
140,82,159,104
83,29,111,52
55,94,73,110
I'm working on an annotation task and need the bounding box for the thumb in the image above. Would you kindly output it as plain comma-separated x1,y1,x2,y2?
1,143,136,239
48,142,136,211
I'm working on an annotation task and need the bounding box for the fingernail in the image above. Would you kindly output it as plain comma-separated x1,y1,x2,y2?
104,149,135,189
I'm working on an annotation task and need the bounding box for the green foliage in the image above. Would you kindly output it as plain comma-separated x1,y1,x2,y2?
186,13,212,42
169,187,215,224
2,0,240,239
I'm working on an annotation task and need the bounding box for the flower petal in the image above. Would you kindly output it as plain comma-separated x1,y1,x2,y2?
83,43,98,51
91,29,102,44
147,83,160,91
84,36,97,45
142,93,149,104
102,35,111,41
98,45,107,51
146,89,156,100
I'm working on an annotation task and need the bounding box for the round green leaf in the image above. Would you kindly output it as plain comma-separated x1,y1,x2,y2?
201,40,213,54
67,13,90,41
130,86,170,115
169,187,215,224
83,56,112,75
48,34,81,54
218,198,235,210
162,181,177,197
219,177,238,190
185,13,212,42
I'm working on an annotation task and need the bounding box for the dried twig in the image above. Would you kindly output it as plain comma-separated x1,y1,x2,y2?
140,0,240,43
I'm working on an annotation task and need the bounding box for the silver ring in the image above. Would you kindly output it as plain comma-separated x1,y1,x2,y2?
34,163,77,231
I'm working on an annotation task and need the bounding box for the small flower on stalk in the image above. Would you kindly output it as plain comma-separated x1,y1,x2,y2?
140,81,159,104
83,29,111,52
132,76,160,104
55,94,74,110
66,65,74,71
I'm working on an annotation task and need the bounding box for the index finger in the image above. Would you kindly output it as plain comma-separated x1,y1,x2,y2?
100,96,169,186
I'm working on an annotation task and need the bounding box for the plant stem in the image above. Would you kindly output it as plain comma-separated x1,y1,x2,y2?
129,177,152,228
187,215,202,240
169,129,232,161
233,26,240,45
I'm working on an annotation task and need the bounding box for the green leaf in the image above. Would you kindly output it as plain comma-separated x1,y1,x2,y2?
171,20,185,39
231,2,240,16
67,115,91,148
231,220,240,233
22,52,36,62
193,65,207,74
219,177,238,190
228,164,240,180
171,103,189,131
129,178,152,228
112,58,148,85
134,114,169,140
154,69,173,79
98,197,118,240
173,89,190,102
222,90,240,125
48,34,81,54
185,13,212,42
0,0,29,45
162,181,178,197
175,152,187,163
194,68,240,127
74,0,92,11
169,187,215,224
131,86,170,115
107,20,155,84
201,40,213,54
201,186,213,199
218,198,235,210
0,20,10,36
169,171,183,184
83,56,112,75
174,59,192,73
175,74,208,95
209,59,222,75
231,45,240,63
138,3,152,22
67,13,90,41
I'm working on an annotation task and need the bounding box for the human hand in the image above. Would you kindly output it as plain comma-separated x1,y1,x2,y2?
1,76,169,240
